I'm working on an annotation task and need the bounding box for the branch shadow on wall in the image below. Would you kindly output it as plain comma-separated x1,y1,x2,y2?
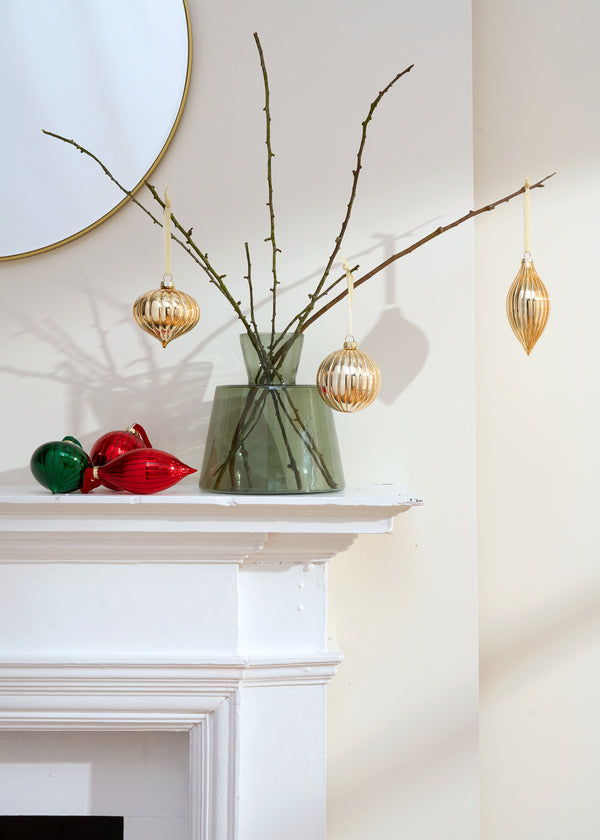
0,286,215,483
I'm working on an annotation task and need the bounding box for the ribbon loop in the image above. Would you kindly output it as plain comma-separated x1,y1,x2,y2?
339,255,355,338
524,177,531,256
164,187,173,276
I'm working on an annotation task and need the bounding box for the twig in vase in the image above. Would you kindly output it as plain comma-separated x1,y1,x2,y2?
244,241,259,335
210,359,338,490
274,389,336,487
211,387,270,489
271,391,303,490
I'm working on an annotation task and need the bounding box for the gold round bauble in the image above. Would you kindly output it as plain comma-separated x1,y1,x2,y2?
133,276,200,348
316,337,381,412
506,254,550,355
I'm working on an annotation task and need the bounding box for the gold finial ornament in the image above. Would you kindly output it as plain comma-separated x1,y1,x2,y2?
316,256,381,411
133,275,200,348
506,177,550,355
317,336,381,412
506,253,550,355
132,187,200,347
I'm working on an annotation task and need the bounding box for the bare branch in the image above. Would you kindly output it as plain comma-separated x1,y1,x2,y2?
43,129,162,228
244,241,259,334
254,32,280,345
295,63,414,331
43,129,265,345
300,172,557,332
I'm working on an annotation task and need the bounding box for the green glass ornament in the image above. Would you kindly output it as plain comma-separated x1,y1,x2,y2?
30,436,91,494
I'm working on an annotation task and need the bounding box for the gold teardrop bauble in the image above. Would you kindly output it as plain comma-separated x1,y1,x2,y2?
133,276,200,348
506,254,550,355
316,337,381,412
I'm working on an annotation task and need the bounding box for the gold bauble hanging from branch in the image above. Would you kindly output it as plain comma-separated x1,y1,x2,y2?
133,275,200,348
316,256,381,412
506,177,550,355
506,254,550,355
317,336,381,412
132,187,200,348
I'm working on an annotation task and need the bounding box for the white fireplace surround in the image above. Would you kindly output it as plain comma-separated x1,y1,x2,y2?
0,485,419,840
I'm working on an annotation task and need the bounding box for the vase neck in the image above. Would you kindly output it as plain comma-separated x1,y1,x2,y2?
240,332,304,385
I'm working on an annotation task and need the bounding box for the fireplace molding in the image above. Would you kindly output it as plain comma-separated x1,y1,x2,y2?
0,655,341,840
0,484,420,562
0,654,344,725
0,484,419,840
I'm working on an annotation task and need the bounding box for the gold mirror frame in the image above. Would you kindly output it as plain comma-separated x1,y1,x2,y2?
0,0,192,262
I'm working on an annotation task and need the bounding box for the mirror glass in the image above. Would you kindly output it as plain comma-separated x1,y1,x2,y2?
0,0,191,260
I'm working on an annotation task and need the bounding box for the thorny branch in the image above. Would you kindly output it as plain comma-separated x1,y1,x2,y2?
299,172,556,332
254,32,280,347
42,130,282,377
293,63,414,334
244,241,259,334
44,57,555,349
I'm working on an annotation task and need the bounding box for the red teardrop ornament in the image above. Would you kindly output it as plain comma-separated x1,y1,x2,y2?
83,448,196,494
90,423,152,466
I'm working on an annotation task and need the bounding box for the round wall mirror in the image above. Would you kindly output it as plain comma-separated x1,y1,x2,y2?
0,0,191,261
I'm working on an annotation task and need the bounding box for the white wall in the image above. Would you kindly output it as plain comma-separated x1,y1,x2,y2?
474,1,600,837
0,1,478,838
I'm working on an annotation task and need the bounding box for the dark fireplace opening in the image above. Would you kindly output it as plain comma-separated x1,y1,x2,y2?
0,816,124,840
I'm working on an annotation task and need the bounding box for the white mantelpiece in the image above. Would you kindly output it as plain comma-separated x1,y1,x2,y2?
0,484,419,840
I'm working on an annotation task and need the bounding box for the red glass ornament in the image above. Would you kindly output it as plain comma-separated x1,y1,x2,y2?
82,448,196,494
90,423,152,466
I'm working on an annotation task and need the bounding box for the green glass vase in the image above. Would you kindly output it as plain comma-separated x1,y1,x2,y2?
200,333,344,494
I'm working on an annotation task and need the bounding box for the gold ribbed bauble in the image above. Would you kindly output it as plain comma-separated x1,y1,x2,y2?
133,275,200,348
316,337,381,412
506,253,550,355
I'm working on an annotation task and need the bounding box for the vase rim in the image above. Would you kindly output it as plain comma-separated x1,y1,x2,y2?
239,331,304,341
